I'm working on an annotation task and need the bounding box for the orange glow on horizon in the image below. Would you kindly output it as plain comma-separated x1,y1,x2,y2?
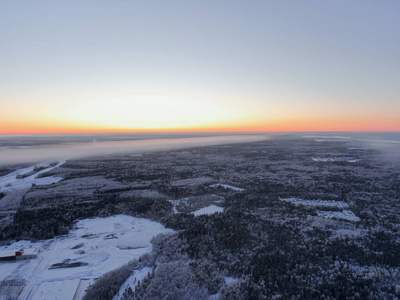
2,116,399,135
1,96,399,135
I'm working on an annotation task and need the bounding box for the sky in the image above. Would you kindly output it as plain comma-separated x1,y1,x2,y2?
0,1,399,133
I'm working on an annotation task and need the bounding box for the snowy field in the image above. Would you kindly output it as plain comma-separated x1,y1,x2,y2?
193,205,224,216
168,194,224,215
0,161,65,192
209,183,245,192
317,210,361,222
280,197,360,222
311,157,359,163
280,197,349,209
0,215,173,299
171,177,213,187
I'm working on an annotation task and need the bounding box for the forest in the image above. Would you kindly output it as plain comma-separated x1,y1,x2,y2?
1,137,400,299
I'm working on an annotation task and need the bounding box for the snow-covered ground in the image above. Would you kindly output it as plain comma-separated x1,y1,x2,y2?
168,197,192,214
168,194,224,214
168,199,180,214
0,215,173,299
224,276,239,285
348,147,367,150
280,197,360,222
171,177,213,187
31,279,81,300
193,205,224,216
280,197,349,209
317,210,361,222
311,157,359,163
209,184,245,192
0,161,65,192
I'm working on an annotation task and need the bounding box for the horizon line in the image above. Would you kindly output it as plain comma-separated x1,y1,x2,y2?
1,130,399,136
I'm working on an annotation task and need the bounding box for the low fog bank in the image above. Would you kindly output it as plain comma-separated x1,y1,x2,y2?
301,132,400,166
0,132,263,147
302,132,400,145
0,135,269,165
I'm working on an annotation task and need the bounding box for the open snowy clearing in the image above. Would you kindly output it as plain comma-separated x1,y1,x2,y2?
0,215,172,299
171,177,213,187
0,161,65,192
280,197,360,222
317,210,361,222
169,194,224,214
280,197,349,209
224,276,239,285
209,183,245,192
312,157,359,163
193,205,224,216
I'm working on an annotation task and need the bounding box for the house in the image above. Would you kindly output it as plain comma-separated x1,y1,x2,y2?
15,248,38,260
0,250,17,261
0,248,38,261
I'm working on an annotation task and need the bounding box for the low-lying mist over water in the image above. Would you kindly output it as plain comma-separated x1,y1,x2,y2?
0,132,398,166
0,134,268,165
301,132,400,156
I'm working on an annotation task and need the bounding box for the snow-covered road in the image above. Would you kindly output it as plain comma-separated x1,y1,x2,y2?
18,239,58,300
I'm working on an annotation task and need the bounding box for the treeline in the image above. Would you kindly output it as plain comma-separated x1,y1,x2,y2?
0,193,172,241
83,253,155,300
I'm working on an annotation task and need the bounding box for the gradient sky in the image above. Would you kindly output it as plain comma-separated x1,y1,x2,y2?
1,1,399,133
